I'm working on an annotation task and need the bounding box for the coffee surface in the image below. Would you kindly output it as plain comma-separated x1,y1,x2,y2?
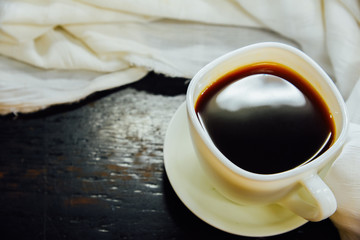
195,63,335,174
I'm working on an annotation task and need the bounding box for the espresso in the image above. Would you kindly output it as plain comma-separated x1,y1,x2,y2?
195,63,335,174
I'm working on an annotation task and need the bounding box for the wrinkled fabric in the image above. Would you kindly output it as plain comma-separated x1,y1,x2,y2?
0,0,359,113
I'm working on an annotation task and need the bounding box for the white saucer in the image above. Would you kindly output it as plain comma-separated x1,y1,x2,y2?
163,102,307,237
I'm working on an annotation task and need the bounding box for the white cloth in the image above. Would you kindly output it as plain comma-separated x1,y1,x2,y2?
326,79,360,240
1,0,359,113
0,0,360,238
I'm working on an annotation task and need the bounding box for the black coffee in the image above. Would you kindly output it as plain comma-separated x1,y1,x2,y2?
195,63,335,174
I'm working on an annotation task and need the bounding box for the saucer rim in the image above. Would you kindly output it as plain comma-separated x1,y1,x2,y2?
163,101,307,237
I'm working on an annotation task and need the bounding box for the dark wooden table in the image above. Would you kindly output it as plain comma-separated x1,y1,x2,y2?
0,72,340,239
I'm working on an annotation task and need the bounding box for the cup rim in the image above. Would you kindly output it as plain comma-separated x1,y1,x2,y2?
186,42,349,181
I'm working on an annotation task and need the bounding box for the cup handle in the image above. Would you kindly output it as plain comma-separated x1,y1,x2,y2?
279,173,337,221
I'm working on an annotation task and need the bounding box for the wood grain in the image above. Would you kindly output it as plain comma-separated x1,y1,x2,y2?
0,73,340,239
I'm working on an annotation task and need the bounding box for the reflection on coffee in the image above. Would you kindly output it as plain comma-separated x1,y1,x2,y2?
195,63,335,174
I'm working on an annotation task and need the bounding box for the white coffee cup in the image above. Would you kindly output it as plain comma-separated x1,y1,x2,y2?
186,42,348,222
